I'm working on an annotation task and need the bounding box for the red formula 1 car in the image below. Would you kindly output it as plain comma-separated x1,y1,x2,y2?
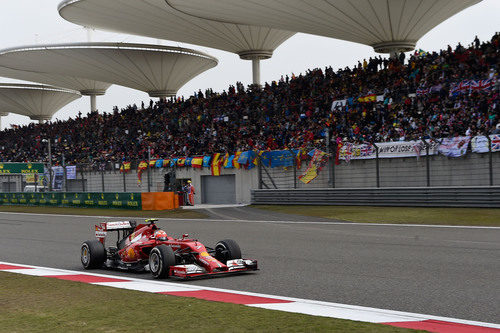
80,219,258,279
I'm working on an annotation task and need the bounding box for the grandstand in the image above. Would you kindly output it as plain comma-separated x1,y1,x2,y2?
0,34,497,166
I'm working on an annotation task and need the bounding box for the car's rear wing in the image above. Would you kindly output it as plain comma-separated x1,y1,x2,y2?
95,220,136,244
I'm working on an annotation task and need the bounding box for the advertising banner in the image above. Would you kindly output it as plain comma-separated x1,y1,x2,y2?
490,135,500,152
52,166,65,190
376,141,439,158
338,143,376,161
437,136,471,157
0,192,142,210
0,162,44,174
471,136,489,153
66,165,77,179
337,140,440,161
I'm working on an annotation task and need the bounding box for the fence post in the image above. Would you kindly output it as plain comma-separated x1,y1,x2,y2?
326,128,332,187
62,153,67,192
81,167,86,192
258,155,263,189
147,148,152,193
374,143,380,188
101,169,105,192
63,167,68,193
424,139,431,187
293,153,297,189
487,135,493,186
331,142,336,188
122,163,127,192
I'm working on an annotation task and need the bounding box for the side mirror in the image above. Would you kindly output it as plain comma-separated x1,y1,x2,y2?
182,233,189,239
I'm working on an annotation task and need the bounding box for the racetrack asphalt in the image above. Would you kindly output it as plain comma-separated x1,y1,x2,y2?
0,207,499,324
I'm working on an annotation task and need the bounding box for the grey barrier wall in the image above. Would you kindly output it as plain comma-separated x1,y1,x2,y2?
251,187,500,208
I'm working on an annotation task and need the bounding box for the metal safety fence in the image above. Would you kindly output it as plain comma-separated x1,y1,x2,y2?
258,148,500,190
0,161,178,194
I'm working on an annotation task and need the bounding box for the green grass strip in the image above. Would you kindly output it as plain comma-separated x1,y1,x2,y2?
0,272,421,333
0,205,207,219
252,205,500,226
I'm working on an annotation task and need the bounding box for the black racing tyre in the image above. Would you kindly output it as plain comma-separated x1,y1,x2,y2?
215,239,242,263
149,245,176,279
81,240,106,269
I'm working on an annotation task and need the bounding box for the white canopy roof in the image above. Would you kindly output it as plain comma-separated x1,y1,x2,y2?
167,0,482,53
58,0,295,60
0,67,110,96
0,43,218,98
0,83,81,121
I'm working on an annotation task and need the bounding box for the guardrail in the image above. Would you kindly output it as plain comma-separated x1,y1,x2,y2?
251,187,500,208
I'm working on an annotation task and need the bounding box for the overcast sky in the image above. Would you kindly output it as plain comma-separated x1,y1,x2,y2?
0,0,499,130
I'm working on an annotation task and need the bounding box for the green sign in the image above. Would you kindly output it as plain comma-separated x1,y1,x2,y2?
0,192,142,210
0,162,45,174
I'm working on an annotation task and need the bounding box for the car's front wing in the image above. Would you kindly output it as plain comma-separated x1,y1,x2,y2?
169,259,258,279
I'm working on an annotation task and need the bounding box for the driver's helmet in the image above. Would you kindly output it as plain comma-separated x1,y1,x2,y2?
154,230,168,241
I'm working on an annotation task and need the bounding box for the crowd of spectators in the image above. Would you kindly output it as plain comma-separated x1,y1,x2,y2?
0,33,498,168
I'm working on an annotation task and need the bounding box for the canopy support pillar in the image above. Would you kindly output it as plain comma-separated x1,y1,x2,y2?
90,95,97,112
252,58,261,86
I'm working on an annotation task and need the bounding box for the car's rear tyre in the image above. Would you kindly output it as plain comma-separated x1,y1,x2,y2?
81,240,106,269
215,239,241,263
149,245,176,279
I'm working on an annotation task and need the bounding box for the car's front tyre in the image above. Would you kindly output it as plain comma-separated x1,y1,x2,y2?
215,239,242,263
149,245,176,279
81,240,106,269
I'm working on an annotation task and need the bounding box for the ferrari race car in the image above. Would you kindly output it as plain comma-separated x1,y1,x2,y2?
80,219,258,279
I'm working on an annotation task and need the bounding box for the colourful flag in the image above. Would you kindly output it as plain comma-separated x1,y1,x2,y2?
238,150,257,169
233,152,242,169
177,158,185,167
358,94,376,103
191,157,203,168
138,161,148,171
202,156,212,167
299,149,328,184
211,153,222,176
224,154,235,169
137,160,148,185
119,162,131,173
222,153,229,168
163,159,170,167
149,160,156,168
155,159,163,168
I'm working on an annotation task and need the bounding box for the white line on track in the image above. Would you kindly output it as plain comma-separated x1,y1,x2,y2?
0,211,499,229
